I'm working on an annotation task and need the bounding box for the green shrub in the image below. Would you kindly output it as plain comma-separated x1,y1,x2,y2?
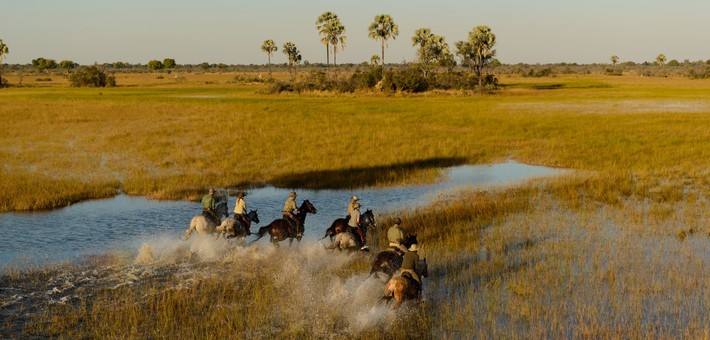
68,66,116,87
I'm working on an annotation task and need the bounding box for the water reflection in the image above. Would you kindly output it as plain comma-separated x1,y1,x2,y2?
0,161,563,267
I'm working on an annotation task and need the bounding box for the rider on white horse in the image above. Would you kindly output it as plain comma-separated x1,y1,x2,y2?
202,188,219,225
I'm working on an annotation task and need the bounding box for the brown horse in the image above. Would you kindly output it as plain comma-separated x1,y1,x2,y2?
369,234,418,279
251,200,317,246
321,209,377,241
380,258,428,308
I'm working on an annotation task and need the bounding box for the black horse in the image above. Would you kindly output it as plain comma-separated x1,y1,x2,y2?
321,209,377,241
251,200,317,246
369,234,419,279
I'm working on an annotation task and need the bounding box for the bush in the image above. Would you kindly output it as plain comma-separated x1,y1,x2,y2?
382,67,429,93
68,66,116,87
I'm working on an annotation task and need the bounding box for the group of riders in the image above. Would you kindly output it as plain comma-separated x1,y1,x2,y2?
199,189,423,287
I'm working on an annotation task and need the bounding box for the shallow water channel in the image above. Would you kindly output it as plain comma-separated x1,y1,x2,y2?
0,161,564,268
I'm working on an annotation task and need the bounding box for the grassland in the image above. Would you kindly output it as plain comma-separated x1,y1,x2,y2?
1,73,708,211
1,73,708,338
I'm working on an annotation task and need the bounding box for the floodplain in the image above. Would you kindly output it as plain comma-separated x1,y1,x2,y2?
0,73,708,338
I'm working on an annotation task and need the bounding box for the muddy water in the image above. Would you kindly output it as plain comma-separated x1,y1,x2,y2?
0,161,563,268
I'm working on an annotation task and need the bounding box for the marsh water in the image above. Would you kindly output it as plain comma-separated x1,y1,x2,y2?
0,161,563,268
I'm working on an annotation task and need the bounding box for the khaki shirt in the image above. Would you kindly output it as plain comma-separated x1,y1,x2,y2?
387,224,405,244
283,197,297,213
234,198,247,215
347,201,357,216
348,209,360,228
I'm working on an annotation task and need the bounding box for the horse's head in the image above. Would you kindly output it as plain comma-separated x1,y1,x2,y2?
300,199,317,214
403,233,418,248
215,201,229,218
247,210,260,224
360,209,377,229
420,258,428,278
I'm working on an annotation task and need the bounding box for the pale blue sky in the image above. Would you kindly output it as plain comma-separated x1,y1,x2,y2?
2,0,709,65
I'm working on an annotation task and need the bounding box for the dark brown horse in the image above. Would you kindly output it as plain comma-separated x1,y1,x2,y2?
369,234,418,279
251,200,317,246
379,258,428,308
321,209,377,241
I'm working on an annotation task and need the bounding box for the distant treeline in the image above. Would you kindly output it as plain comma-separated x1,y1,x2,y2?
4,59,710,79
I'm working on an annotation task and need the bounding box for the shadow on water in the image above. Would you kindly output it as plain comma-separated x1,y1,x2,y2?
270,157,468,190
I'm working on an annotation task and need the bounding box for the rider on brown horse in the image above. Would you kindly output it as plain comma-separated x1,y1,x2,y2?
387,217,409,255
283,191,301,233
400,243,422,286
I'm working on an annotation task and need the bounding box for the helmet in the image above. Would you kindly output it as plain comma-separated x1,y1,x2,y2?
408,244,418,252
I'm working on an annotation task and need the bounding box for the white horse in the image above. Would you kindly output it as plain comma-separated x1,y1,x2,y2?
181,200,230,240
324,231,368,253
214,210,260,240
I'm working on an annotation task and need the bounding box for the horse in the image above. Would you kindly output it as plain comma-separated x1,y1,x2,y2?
321,209,377,241
215,210,260,240
369,234,418,279
379,258,428,308
180,200,230,240
251,200,317,247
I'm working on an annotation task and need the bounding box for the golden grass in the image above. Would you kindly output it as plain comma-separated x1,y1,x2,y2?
1,73,708,337
1,73,708,211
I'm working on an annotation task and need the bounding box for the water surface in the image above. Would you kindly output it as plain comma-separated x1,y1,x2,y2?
0,161,563,268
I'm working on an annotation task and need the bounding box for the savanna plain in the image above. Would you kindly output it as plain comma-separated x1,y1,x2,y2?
0,73,708,338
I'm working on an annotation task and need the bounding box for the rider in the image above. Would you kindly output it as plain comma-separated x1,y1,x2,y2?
348,202,368,250
283,191,300,232
387,217,408,254
400,243,421,286
347,195,359,217
233,191,250,235
201,188,219,225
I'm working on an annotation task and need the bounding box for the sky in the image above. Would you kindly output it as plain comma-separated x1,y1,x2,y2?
2,0,709,66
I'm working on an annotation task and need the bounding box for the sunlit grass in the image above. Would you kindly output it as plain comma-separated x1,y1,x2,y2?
1,73,708,337
1,74,708,211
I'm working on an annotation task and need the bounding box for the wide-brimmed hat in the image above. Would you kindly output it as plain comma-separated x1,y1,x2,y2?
352,195,359,201
289,191,297,197
408,244,418,252
208,188,215,194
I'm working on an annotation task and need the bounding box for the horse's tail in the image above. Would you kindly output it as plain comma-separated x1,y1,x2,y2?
379,280,395,305
249,225,270,244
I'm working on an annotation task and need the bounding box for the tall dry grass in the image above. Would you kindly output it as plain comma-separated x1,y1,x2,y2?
1,74,708,211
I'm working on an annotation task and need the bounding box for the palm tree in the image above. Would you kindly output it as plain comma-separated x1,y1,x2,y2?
656,53,667,66
370,54,381,67
412,28,451,78
282,42,301,80
0,39,8,88
261,39,278,78
456,25,496,87
368,14,399,75
610,55,619,66
327,18,346,78
316,11,336,67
